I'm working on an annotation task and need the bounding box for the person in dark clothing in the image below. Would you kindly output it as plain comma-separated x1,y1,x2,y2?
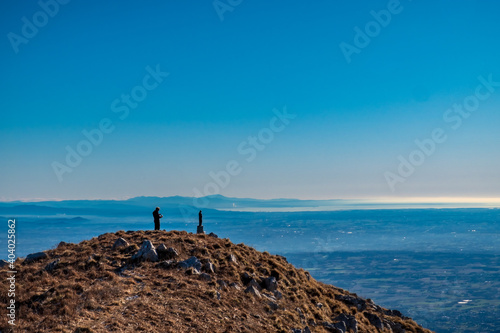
198,210,202,227
153,207,163,230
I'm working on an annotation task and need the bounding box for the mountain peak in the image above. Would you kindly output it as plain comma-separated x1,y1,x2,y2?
3,230,433,332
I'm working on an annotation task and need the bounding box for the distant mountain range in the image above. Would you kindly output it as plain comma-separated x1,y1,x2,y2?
1,195,494,217
0,195,350,216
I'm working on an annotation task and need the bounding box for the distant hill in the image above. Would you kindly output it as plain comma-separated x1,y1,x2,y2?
0,195,346,216
0,230,433,332
1,195,475,217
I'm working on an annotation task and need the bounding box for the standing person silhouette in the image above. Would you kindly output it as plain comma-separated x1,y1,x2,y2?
198,210,203,227
153,207,163,230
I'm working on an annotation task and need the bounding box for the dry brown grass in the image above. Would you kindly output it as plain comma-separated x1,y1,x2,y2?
0,230,434,332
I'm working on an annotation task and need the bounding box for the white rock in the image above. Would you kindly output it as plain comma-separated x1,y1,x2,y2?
132,240,159,262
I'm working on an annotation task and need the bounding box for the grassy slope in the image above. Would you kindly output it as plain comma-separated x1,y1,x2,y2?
0,230,433,332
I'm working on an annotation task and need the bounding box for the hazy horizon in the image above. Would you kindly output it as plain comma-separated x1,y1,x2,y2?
2,194,499,211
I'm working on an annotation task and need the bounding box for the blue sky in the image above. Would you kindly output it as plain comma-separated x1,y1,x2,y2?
1,0,499,201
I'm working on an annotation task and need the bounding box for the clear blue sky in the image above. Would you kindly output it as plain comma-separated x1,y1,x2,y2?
1,0,499,201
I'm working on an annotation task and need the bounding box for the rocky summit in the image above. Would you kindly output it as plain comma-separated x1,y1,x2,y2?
0,230,434,332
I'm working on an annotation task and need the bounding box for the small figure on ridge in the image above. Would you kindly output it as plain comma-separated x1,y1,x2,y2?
153,207,163,231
